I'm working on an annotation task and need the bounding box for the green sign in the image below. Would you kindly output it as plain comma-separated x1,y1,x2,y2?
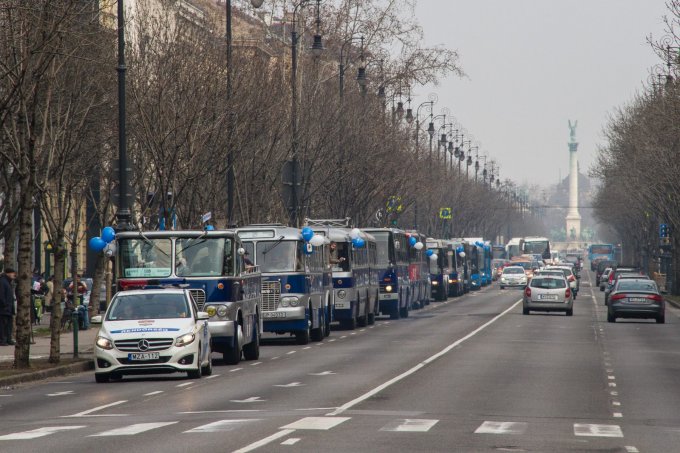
386,196,403,214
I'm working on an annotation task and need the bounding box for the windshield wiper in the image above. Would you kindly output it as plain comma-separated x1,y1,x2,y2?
139,232,170,258
262,236,286,256
177,233,209,255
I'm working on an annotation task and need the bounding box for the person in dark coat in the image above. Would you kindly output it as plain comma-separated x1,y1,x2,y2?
0,268,17,346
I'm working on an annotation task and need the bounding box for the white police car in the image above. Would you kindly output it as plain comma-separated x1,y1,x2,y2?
92,289,212,383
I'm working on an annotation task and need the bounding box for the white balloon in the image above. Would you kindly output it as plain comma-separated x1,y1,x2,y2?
104,242,117,258
349,228,361,239
310,234,325,247
458,251,466,258
430,253,438,261
414,242,424,250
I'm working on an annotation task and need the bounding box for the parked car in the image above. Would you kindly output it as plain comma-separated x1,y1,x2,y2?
607,278,665,323
499,266,527,289
523,275,573,316
599,268,613,291
92,288,212,383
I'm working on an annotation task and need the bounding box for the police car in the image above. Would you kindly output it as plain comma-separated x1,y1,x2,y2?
92,289,212,383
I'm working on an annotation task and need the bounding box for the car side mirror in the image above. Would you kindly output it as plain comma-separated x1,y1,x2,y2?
91,315,103,325
197,311,210,320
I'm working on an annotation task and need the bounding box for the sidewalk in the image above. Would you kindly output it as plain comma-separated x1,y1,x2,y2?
0,312,98,364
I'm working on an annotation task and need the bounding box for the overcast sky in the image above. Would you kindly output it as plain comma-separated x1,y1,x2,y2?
412,0,669,187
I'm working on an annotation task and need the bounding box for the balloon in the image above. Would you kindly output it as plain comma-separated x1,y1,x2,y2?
456,246,464,253
101,226,116,243
353,237,365,248
430,253,438,261
103,242,117,257
204,224,215,231
349,228,361,239
425,249,434,257
409,236,417,247
459,251,466,258
301,227,314,242
88,237,106,252
414,242,424,250
309,234,325,247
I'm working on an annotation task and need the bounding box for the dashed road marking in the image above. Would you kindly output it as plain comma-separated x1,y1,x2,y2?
613,412,623,418
573,423,623,437
232,429,295,453
274,382,305,388
177,382,193,387
63,400,128,418
184,419,259,433
90,422,177,437
0,426,85,441
230,368,243,372
287,351,297,355
281,438,300,445
143,391,164,396
380,419,439,432
230,397,266,403
474,421,527,435
281,417,350,430
251,362,262,366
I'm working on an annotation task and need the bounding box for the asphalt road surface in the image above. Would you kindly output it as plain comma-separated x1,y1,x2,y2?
1,270,679,452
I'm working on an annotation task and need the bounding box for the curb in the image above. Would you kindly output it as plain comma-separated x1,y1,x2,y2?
0,359,93,387
666,297,680,310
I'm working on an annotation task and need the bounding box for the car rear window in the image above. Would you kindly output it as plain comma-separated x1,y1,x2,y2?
617,281,657,292
531,278,567,289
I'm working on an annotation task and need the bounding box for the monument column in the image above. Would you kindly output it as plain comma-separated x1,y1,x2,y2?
565,120,581,243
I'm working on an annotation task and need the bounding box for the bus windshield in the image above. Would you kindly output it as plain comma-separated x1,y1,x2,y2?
371,232,392,267
523,240,549,257
256,241,299,273
590,245,613,254
119,238,172,278
175,238,231,277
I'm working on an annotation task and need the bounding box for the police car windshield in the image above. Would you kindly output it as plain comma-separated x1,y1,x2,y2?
107,293,190,321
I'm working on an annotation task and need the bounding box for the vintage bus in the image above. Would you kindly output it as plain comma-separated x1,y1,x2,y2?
115,230,262,365
522,236,551,261
363,228,412,319
491,244,507,260
426,238,450,301
307,221,379,329
445,240,468,296
406,230,431,308
236,225,332,344
506,237,525,261
588,243,615,270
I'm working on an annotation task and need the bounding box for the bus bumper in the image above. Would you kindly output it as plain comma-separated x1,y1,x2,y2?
379,292,398,313
262,306,307,332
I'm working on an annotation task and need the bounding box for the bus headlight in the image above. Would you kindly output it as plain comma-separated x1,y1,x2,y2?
281,296,299,307
175,333,195,347
216,305,228,317
337,290,346,299
96,336,113,350
385,285,393,293
205,305,217,317
431,281,439,286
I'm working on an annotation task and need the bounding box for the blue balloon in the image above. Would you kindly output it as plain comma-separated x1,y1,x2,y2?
88,237,107,252
101,226,116,243
356,238,366,248
301,227,314,242
456,246,464,253
425,249,434,257
409,236,417,246
204,225,215,231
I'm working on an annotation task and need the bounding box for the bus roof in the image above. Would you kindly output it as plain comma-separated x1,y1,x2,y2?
116,230,238,239
236,225,302,241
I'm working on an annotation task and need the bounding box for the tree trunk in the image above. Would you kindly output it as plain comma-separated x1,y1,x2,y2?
49,245,66,363
14,190,34,368
89,254,106,315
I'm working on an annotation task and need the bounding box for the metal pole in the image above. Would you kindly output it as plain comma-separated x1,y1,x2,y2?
226,0,235,227
291,25,299,227
115,0,131,230
339,62,344,99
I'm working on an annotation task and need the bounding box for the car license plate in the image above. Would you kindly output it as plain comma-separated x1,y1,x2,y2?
627,297,648,303
128,352,159,361
539,294,558,301
262,311,286,318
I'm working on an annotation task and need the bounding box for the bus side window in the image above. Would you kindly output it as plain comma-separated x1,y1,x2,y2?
224,239,235,275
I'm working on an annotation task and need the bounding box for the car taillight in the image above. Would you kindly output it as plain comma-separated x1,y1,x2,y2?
119,279,149,290
524,287,531,297
610,294,626,301
608,274,614,284
568,275,575,282
646,294,663,302
565,288,571,298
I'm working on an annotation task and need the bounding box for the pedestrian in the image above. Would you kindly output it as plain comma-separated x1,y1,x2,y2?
0,268,17,346
44,275,54,313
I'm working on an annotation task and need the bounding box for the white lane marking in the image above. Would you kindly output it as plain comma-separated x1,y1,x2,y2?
350,333,356,336
308,371,335,376
0,426,85,440
144,391,164,396
0,395,11,397
230,368,243,372
359,329,366,332
573,424,623,437
281,417,350,430
303,347,311,350
327,300,522,416
369,326,375,329
177,382,193,387
625,447,640,453
251,362,262,366
232,429,295,453
287,351,297,355
607,376,615,380
609,383,617,387
380,419,439,432
613,401,621,406
474,421,527,435
294,407,337,411
614,412,623,418
271,356,280,360
206,374,220,379
91,422,177,437
340,336,347,339
328,339,336,342
230,397,265,403
184,419,260,433
179,410,261,414
47,391,74,397
611,391,619,396
606,369,614,373
64,400,127,417
274,382,305,388
281,438,300,446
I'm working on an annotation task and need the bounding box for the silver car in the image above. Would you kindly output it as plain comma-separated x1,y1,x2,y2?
500,266,528,289
523,276,573,316
599,268,612,291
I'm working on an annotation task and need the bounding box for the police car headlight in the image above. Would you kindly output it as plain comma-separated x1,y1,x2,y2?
385,285,392,293
205,305,217,317
175,333,196,347
216,305,228,317
337,290,346,299
448,279,455,284
282,296,299,307
432,281,439,286
96,336,113,350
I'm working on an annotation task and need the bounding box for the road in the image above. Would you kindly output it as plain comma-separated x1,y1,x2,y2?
1,269,679,452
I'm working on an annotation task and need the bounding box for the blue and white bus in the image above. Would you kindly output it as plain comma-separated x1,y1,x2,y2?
446,240,468,296
308,222,379,329
237,225,332,344
426,238,450,301
116,230,262,365
406,231,431,308
363,228,412,319
588,243,615,270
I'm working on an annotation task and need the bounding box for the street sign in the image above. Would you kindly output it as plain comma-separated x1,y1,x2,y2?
439,207,452,220
386,196,403,213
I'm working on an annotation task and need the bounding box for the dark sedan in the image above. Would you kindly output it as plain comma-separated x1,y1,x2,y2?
607,278,665,324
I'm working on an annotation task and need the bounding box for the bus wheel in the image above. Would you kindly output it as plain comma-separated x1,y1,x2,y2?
296,315,311,345
223,324,242,365
357,298,368,327
311,308,324,342
324,306,331,337
243,318,260,360
400,295,410,318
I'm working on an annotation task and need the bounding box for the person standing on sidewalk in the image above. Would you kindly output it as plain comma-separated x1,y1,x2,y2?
0,268,17,346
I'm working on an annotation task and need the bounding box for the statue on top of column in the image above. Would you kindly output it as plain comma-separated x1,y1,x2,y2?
568,120,578,142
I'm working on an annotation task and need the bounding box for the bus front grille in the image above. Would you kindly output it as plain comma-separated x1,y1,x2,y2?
189,289,206,310
261,281,280,311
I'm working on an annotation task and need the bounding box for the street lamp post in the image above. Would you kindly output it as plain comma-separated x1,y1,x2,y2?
115,0,131,231
289,0,323,227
